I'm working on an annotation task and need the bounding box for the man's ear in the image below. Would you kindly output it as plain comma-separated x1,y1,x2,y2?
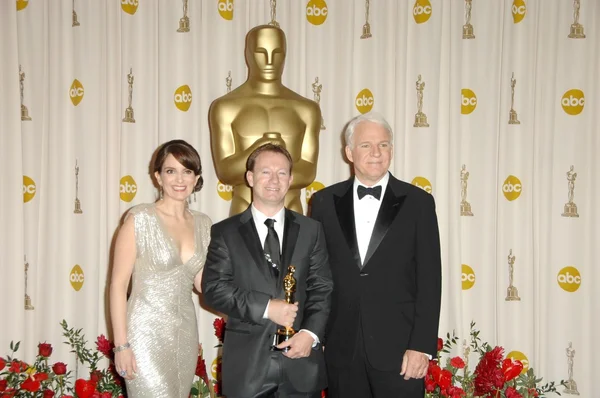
246,171,254,187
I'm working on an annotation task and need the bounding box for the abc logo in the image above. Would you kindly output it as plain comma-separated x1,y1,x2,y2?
121,0,139,15
216,180,233,201
506,351,529,374
557,266,581,292
211,356,222,379
462,264,476,290
305,181,325,203
411,176,433,194
355,88,374,114
561,89,585,116
70,264,85,291
502,175,522,201
174,85,193,112
306,0,328,26
413,0,432,24
69,79,84,106
511,0,526,23
16,0,29,11
120,175,138,202
218,0,234,20
461,89,477,115
23,175,36,203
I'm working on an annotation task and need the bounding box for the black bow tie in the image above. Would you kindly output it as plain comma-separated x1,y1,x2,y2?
357,185,382,200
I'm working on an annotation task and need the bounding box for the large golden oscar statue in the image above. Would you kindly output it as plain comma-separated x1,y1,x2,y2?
209,25,322,215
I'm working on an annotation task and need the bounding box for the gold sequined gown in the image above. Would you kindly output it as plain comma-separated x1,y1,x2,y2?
124,204,211,398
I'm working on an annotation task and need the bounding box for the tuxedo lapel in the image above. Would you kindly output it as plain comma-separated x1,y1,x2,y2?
334,181,361,269
279,209,300,289
238,208,273,283
363,179,407,267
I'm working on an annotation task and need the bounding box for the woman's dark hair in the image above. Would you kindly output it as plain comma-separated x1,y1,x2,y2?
153,139,203,192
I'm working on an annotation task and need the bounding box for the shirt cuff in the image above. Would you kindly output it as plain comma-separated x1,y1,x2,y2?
263,300,270,319
298,329,319,348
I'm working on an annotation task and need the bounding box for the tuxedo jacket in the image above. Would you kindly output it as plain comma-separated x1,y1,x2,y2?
310,173,441,371
201,207,333,397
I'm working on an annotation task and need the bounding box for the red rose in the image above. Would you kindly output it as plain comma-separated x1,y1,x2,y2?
437,338,444,352
425,376,437,392
195,356,207,379
505,386,523,398
96,335,113,357
213,318,226,343
75,379,97,398
21,377,41,392
43,390,55,398
38,342,53,357
528,387,539,397
446,386,466,398
9,361,22,373
52,362,67,375
321,390,327,398
438,369,452,390
0,380,7,391
502,358,523,382
0,357,5,371
450,356,465,369
35,372,49,382
90,370,103,383
99,392,112,398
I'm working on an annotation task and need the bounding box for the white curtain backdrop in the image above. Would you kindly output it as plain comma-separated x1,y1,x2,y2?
1,0,597,396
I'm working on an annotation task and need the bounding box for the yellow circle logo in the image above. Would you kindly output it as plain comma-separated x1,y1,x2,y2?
23,175,36,203
411,176,432,194
462,264,476,290
561,89,585,116
512,0,526,24
461,89,477,114
16,0,29,11
121,0,139,15
306,0,328,25
211,356,222,379
506,351,529,374
413,0,432,24
70,264,85,291
557,266,581,292
306,181,325,204
502,175,522,201
218,0,234,20
174,85,193,112
355,88,374,114
120,175,138,202
69,79,84,106
216,180,233,201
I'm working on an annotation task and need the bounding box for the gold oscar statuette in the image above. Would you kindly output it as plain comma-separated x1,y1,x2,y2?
460,165,473,216
413,75,429,127
562,165,579,217
508,73,520,125
208,25,322,216
462,0,475,39
226,71,232,93
268,0,280,28
24,256,34,310
19,65,32,121
74,159,83,214
361,0,372,39
568,0,585,39
123,68,136,123
177,0,190,32
505,249,520,301
312,77,325,130
72,0,80,27
564,342,580,395
273,265,297,351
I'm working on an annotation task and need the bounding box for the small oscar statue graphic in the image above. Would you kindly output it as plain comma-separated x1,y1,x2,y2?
460,165,473,216
505,249,520,301
413,75,429,127
508,73,520,125
361,0,372,39
74,159,83,214
274,265,297,351
562,165,579,217
568,0,585,39
177,0,190,33
123,68,136,123
19,65,32,121
564,342,580,395
72,0,80,27
312,77,326,130
268,0,280,28
462,0,475,39
24,256,34,310
226,71,232,94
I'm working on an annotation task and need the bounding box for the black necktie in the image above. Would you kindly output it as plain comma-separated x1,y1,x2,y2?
357,185,382,200
264,219,281,277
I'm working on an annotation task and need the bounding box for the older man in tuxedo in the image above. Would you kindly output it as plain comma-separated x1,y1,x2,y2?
311,112,442,398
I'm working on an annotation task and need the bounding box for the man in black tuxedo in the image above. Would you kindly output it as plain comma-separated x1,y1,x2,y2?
311,112,442,398
202,143,333,398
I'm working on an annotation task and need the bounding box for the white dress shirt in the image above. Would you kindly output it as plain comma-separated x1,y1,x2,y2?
353,173,389,264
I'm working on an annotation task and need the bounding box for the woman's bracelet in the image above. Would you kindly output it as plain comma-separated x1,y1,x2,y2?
112,342,131,353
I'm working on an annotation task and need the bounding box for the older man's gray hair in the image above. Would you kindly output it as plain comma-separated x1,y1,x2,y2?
344,112,394,148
